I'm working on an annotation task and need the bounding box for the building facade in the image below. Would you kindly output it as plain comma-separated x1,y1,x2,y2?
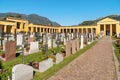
0,17,120,36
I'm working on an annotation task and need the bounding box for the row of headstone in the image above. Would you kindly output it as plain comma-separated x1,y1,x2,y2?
0,32,94,62
65,38,80,57
12,52,64,80
65,33,95,57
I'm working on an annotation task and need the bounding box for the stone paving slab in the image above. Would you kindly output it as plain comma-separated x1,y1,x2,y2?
48,37,116,80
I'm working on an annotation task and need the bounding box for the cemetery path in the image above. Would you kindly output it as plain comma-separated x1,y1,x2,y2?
48,36,116,80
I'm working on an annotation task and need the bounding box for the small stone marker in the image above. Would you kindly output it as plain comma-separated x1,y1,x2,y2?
12,64,33,80
76,38,80,51
29,41,39,53
5,41,16,61
56,53,63,64
53,39,57,47
28,37,34,44
71,40,76,54
64,38,66,45
80,35,84,49
17,34,23,46
48,38,52,48
66,41,71,57
39,58,53,72
3,40,7,51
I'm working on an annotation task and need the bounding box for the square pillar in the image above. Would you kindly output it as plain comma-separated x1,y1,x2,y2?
81,28,83,34
11,26,16,34
20,23,23,31
104,24,106,36
86,28,88,34
40,28,41,32
31,27,34,33
110,24,112,36
4,25,7,33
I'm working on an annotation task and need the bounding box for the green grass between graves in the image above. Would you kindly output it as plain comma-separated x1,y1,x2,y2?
0,45,64,79
112,40,120,62
33,41,97,80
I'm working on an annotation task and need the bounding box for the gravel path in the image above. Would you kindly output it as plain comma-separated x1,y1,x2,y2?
48,37,116,80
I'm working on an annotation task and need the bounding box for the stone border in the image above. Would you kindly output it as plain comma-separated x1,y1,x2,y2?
112,47,120,80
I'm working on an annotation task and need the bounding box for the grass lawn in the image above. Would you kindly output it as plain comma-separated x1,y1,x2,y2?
0,45,64,79
112,42,120,62
33,41,97,80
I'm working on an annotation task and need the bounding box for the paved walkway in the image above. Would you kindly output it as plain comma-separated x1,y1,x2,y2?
48,37,116,80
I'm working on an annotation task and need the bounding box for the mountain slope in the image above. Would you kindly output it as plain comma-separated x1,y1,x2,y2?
79,14,120,26
0,12,61,26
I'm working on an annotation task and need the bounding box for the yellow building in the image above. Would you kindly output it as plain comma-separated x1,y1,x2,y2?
0,17,120,36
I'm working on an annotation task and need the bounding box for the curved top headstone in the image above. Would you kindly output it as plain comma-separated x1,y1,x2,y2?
12,64,33,80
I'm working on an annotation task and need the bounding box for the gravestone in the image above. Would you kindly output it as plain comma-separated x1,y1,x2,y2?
12,64,33,80
61,33,64,42
88,33,91,42
48,36,52,48
28,37,34,44
56,53,63,64
80,35,84,49
86,34,88,45
30,33,34,38
76,38,80,51
48,39,51,48
64,38,66,45
91,33,93,42
17,34,23,46
71,33,74,39
117,33,120,38
5,41,16,61
43,34,47,44
53,39,57,47
66,41,71,57
39,58,53,72
84,34,88,45
71,40,76,54
3,40,7,51
29,41,39,53
0,40,2,46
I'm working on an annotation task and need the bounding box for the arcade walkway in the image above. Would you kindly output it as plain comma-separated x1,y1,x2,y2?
48,37,116,80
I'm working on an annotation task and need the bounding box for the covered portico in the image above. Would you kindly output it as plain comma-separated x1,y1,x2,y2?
97,18,120,36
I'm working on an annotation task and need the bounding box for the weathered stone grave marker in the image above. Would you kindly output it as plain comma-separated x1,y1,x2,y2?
12,64,33,80
39,58,53,72
56,53,63,64
66,41,71,57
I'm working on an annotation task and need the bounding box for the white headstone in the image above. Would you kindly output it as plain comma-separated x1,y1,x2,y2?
61,34,64,42
80,35,84,49
29,41,39,53
117,33,120,38
53,39,57,47
64,38,66,45
48,38,51,48
17,34,23,46
12,64,33,80
91,33,93,42
71,33,74,39
56,53,63,64
30,34,34,38
3,40,7,51
39,58,53,72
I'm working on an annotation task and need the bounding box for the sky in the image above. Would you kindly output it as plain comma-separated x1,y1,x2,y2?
0,0,120,26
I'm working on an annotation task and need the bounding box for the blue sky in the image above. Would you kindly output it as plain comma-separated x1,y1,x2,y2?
1,0,120,26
